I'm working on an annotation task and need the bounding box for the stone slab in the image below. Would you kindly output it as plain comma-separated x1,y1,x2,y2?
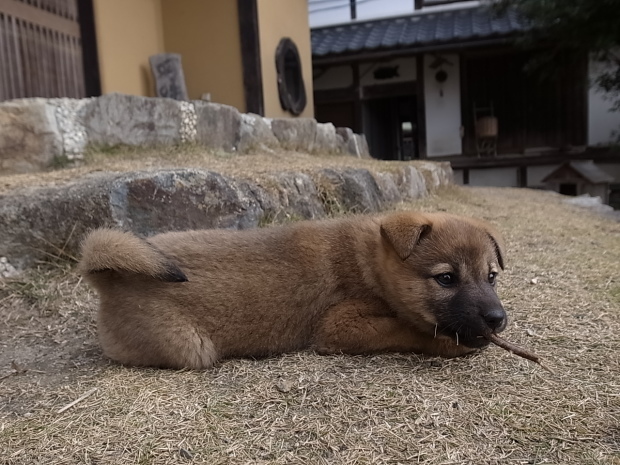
194,102,242,152
149,53,189,101
0,99,62,174
78,93,184,147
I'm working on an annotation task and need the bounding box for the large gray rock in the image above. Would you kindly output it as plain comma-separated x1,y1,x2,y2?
336,127,371,158
237,113,280,153
194,102,241,152
391,165,428,200
78,93,184,147
314,168,384,214
313,122,342,154
254,172,325,222
0,173,118,268
109,170,263,235
0,170,266,267
271,118,317,152
0,99,63,174
416,161,454,190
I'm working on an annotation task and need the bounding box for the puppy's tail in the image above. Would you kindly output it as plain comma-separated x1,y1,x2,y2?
78,228,188,282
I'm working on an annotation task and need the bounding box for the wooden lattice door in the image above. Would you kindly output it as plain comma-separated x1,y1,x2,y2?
0,0,86,101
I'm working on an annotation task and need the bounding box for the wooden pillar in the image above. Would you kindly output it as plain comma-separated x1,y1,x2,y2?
352,63,363,134
238,0,264,115
416,55,427,158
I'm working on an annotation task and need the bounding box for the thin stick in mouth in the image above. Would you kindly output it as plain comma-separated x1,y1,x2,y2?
486,333,554,374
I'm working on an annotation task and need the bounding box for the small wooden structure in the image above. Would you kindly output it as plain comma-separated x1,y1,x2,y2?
473,102,498,157
542,160,614,203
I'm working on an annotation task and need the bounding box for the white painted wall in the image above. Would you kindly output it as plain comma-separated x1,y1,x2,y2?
360,58,417,86
424,53,462,157
527,165,558,187
469,168,518,187
356,0,415,21
597,163,620,182
588,58,620,146
452,169,465,185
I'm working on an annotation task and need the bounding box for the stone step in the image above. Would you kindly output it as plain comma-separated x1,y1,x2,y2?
0,161,452,269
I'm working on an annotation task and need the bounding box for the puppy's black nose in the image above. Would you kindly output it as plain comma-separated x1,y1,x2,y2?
482,309,506,331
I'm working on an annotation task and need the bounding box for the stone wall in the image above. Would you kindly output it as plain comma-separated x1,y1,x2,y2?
0,162,452,269
0,93,370,175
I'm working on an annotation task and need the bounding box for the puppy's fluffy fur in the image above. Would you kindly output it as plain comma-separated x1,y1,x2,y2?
79,211,507,369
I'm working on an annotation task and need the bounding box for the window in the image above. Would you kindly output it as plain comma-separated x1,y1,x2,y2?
275,38,307,116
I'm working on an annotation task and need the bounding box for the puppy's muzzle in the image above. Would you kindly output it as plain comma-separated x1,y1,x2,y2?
481,308,507,333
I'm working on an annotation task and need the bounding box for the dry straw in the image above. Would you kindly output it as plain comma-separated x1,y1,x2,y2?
1,155,619,464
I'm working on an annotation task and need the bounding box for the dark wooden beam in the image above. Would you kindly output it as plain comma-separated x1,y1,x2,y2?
77,0,101,97
314,87,357,104
518,165,528,187
352,63,362,133
462,168,470,185
423,0,470,6
362,81,417,100
238,0,264,115
416,55,427,158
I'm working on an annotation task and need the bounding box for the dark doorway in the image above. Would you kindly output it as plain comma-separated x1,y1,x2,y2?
363,96,418,160
315,101,357,132
462,49,587,154
559,183,578,196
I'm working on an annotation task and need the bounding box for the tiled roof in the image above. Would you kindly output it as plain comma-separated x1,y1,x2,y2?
311,6,527,58
543,161,615,184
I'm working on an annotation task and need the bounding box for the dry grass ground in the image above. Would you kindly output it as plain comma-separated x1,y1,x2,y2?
1,183,619,464
0,145,440,194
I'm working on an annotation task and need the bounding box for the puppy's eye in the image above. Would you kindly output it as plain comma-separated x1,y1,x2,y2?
435,273,456,287
488,272,498,285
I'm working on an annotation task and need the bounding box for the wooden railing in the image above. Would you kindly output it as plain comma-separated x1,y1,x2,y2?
0,0,85,101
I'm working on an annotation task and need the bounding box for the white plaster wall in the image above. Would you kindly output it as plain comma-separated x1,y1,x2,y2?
424,53,462,157
527,165,558,188
469,168,518,187
452,169,465,185
597,163,620,182
359,58,417,86
588,58,620,146
356,0,413,21
313,65,354,90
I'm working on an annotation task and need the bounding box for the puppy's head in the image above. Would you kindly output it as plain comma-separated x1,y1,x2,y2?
379,212,506,349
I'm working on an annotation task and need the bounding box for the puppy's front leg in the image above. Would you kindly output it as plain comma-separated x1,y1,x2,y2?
313,299,476,358
313,299,427,355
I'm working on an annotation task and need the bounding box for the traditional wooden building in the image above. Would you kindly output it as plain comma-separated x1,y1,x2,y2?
310,0,620,193
0,0,314,119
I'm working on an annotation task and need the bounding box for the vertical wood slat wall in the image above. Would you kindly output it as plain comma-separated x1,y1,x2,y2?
0,0,84,101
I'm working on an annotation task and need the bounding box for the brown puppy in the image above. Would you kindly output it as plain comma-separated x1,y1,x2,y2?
79,211,507,369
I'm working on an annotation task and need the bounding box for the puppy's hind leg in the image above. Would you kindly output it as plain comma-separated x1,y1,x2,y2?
162,328,219,370
98,309,219,370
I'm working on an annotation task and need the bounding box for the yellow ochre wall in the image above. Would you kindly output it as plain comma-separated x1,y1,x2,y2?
257,0,314,118
92,0,314,118
93,0,165,97
160,0,245,111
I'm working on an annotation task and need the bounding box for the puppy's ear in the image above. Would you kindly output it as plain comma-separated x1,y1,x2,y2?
462,217,506,270
380,213,431,260
488,231,505,270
